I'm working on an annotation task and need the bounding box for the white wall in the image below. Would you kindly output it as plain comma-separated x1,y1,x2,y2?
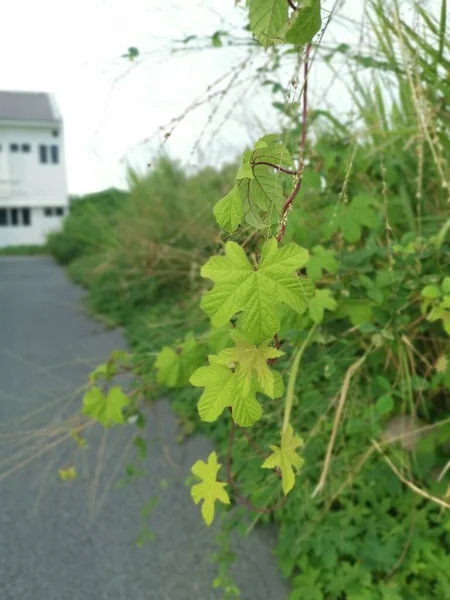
0,121,69,247
0,207,65,247
0,122,68,208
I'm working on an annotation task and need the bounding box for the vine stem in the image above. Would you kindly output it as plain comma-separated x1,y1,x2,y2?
276,42,311,244
226,409,287,513
282,324,317,434
287,0,298,9
253,161,297,175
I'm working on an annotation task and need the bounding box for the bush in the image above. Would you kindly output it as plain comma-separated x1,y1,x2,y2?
48,158,236,325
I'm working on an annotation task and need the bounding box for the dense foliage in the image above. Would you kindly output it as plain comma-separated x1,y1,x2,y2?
47,1,449,598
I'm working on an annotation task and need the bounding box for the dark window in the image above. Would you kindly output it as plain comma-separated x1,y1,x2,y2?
55,207,64,216
44,207,53,217
21,144,31,153
50,145,59,164
52,129,59,137
22,208,31,226
39,145,48,163
11,208,18,226
10,143,19,152
0,209,7,226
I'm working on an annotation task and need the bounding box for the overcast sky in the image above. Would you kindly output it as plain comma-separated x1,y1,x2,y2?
1,0,428,194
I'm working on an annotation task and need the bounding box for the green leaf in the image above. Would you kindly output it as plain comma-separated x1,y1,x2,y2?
155,347,180,387
211,30,224,47
89,363,111,384
239,166,284,228
324,195,379,242
308,289,338,324
237,136,292,229
190,362,263,427
213,186,243,233
339,299,373,326
201,238,313,344
376,394,394,415
442,277,450,295
59,466,77,481
191,451,230,525
236,150,254,180
421,284,442,299
155,333,205,388
252,136,293,167
262,424,304,495
82,386,129,427
306,245,339,281
212,330,284,397
208,325,233,353
249,0,288,48
284,0,321,46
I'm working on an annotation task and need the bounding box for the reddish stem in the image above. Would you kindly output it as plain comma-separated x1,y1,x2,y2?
253,160,297,176
276,43,311,244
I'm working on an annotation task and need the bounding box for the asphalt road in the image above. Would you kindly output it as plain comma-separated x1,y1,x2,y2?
0,257,288,600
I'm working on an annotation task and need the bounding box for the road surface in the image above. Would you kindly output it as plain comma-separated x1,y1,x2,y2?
0,257,288,600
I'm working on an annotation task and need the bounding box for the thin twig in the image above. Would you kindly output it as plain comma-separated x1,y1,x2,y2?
312,355,366,498
372,439,450,511
287,0,298,10
276,43,311,243
437,460,450,483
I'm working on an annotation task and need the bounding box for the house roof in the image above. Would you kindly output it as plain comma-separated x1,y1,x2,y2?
0,91,60,123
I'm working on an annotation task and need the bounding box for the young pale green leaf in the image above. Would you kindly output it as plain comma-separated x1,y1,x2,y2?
191,451,230,525
309,289,338,324
89,363,111,384
249,0,288,48
59,466,77,481
190,362,263,427
284,0,322,46
201,238,313,344
213,186,243,233
212,331,284,398
155,333,206,388
82,386,130,427
306,245,339,281
421,285,442,299
262,424,304,495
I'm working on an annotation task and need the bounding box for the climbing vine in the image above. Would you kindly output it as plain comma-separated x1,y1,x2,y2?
80,0,322,525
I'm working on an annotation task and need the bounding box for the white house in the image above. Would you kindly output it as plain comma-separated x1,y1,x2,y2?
0,90,69,247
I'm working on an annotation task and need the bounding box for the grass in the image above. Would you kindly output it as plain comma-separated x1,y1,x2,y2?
0,244,47,256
